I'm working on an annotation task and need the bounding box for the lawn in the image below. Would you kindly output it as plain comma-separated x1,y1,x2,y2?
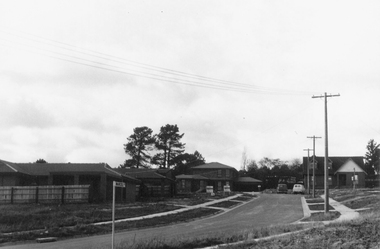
0,202,181,233
0,193,244,244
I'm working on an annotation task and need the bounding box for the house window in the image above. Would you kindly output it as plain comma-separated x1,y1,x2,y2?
217,170,222,178
308,160,318,170
181,180,185,189
226,170,230,178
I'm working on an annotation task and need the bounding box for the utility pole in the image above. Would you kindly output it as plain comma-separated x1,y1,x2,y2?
307,136,322,198
312,92,340,214
303,149,312,195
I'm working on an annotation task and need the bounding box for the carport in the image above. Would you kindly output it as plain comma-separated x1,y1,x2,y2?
234,177,262,191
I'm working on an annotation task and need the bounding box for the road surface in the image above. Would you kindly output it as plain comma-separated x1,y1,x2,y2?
2,194,303,249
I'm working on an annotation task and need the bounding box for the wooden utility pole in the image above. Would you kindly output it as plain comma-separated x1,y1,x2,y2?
303,149,312,195
312,92,340,214
307,136,322,198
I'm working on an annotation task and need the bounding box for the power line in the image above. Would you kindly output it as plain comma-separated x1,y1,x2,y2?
0,28,317,95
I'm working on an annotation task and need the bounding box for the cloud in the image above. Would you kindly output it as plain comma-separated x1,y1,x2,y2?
0,98,56,128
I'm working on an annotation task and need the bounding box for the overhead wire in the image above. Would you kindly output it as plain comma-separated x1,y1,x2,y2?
0,28,317,95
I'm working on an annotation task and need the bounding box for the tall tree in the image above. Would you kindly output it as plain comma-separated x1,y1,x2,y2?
365,139,380,175
123,126,155,168
258,157,282,169
152,124,185,168
240,147,248,172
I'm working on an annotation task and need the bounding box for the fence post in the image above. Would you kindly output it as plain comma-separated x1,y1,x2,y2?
61,186,65,204
35,186,39,204
10,187,14,204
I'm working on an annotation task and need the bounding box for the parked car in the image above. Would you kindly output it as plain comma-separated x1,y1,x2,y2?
292,184,305,194
277,184,288,194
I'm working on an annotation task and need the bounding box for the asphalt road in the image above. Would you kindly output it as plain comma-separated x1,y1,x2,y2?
2,194,303,249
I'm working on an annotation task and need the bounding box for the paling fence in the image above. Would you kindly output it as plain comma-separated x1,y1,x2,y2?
0,185,90,204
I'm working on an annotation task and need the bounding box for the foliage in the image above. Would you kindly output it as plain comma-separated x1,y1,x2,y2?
364,139,380,175
151,124,185,168
241,157,303,189
122,126,155,168
35,158,47,163
172,151,205,175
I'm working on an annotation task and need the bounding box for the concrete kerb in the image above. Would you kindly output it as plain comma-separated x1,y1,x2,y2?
199,195,362,249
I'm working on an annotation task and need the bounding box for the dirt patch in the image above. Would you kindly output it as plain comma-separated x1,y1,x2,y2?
208,201,241,209
305,198,324,203
308,204,335,211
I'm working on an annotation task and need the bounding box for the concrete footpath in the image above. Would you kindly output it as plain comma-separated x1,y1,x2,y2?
94,193,245,226
298,194,360,224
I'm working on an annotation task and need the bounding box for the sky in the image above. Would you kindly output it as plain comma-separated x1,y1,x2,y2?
0,1,379,170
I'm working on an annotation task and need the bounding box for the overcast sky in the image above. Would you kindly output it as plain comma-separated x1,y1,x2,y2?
1,1,379,169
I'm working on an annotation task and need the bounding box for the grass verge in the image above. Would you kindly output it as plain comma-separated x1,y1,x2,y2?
0,208,220,244
300,211,341,222
0,203,181,233
113,223,310,249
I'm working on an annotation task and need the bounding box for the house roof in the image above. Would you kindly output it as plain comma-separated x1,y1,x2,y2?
175,174,209,180
302,156,365,175
0,159,140,182
0,160,26,174
192,162,236,170
236,177,262,183
116,168,169,180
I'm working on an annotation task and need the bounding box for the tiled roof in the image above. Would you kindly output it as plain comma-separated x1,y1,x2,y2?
116,168,167,179
175,174,209,180
0,159,140,182
236,177,262,183
192,162,236,170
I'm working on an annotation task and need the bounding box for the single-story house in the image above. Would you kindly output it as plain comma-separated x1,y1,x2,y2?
175,162,262,193
234,177,263,191
116,168,175,197
303,156,366,189
0,159,140,202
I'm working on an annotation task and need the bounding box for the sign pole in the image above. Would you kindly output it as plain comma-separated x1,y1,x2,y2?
112,181,115,249
111,181,125,249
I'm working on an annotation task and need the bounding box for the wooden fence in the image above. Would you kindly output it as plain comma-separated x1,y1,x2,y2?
0,185,90,204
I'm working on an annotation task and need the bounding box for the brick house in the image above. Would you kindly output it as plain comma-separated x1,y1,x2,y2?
0,159,140,202
116,168,175,197
176,162,261,193
302,156,366,189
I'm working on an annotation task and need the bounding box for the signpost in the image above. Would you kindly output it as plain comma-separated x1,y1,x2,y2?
112,181,125,249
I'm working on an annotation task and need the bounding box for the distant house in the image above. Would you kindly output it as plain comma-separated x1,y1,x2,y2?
0,159,140,202
115,168,175,197
302,156,366,189
176,162,262,193
234,177,263,191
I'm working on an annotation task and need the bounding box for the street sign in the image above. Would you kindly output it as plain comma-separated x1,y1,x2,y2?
114,181,125,188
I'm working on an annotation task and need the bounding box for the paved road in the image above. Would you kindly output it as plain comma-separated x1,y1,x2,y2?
2,194,303,249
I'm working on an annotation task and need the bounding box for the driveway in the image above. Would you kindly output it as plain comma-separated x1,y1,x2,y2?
1,194,303,249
